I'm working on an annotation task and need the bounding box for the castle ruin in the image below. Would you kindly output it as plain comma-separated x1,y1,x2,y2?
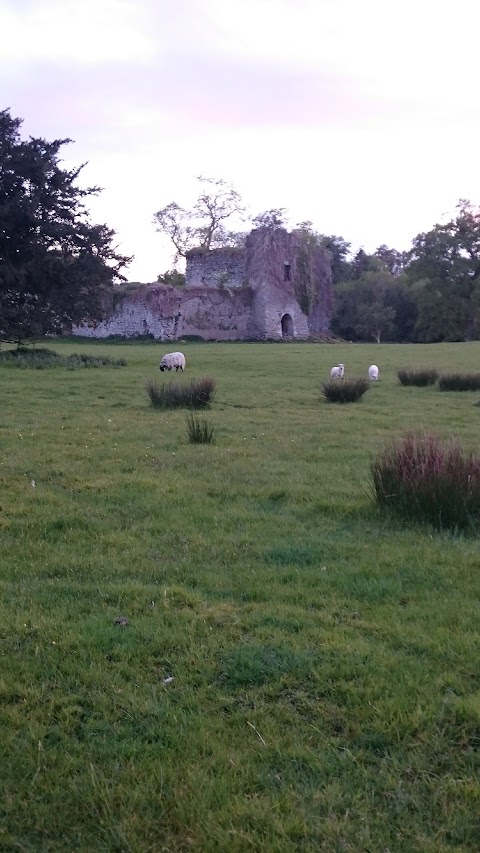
73,227,333,341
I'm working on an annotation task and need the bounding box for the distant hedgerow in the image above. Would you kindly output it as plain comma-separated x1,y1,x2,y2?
397,368,438,387
0,347,126,369
186,414,216,444
438,373,480,392
371,432,480,531
146,377,216,409
322,377,369,403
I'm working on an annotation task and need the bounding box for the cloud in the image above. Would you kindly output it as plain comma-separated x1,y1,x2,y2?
0,0,155,64
2,0,480,281
4,0,479,148
4,51,453,160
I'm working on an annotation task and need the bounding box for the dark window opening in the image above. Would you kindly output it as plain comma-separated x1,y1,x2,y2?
283,263,291,282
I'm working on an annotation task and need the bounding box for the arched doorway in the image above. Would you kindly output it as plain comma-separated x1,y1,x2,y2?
281,313,294,338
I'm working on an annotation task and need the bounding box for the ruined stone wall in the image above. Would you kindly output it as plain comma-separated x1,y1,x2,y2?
73,285,183,340
186,247,247,288
72,227,332,341
177,287,253,339
250,288,310,340
72,283,253,341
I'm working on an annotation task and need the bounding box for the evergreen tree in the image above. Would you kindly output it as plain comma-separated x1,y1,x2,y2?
0,109,132,342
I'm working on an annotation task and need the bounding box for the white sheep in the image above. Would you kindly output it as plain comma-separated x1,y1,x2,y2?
368,364,379,381
330,363,345,379
159,351,186,372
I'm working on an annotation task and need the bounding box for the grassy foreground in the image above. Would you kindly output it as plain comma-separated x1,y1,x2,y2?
1,340,480,852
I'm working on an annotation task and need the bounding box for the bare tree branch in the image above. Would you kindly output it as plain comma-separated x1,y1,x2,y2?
153,177,246,260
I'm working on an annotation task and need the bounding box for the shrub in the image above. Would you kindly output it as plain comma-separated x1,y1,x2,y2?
438,373,480,392
186,414,216,444
0,348,126,369
146,377,215,409
15,346,57,356
397,368,438,386
371,432,480,531
65,353,126,368
322,377,369,403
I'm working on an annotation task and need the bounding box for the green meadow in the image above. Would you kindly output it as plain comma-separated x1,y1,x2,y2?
1,340,480,852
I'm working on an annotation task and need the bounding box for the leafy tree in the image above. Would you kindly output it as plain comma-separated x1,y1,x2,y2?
252,208,288,229
350,248,379,280
406,200,480,340
157,269,186,288
153,176,245,261
0,108,131,342
318,234,352,284
321,241,405,285
411,278,470,343
358,273,396,343
374,244,406,276
328,240,414,341
331,271,397,343
384,278,417,342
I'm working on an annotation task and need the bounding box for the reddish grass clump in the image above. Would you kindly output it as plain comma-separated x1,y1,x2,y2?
371,432,480,531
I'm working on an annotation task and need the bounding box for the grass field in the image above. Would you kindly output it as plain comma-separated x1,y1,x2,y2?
1,339,480,852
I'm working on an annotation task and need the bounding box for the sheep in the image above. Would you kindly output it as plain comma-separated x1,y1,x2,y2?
368,364,379,381
159,352,186,372
330,363,345,379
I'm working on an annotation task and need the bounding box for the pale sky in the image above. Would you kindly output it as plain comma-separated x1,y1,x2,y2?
1,0,479,281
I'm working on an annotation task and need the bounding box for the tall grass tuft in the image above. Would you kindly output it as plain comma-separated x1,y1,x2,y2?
371,432,480,531
146,377,216,409
186,413,216,444
0,347,126,369
322,377,369,403
438,372,480,392
397,368,438,386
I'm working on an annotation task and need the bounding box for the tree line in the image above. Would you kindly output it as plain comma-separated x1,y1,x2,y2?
322,205,480,343
2,107,479,344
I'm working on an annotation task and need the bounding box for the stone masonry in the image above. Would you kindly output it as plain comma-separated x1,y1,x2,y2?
72,227,332,341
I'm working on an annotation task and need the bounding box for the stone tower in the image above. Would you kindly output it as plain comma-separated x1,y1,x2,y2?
244,227,332,339
184,226,332,340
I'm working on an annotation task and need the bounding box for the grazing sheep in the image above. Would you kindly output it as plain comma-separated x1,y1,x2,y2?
159,352,186,372
368,364,379,381
330,363,345,379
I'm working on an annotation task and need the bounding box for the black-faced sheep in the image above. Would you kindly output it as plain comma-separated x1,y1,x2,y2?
159,352,186,372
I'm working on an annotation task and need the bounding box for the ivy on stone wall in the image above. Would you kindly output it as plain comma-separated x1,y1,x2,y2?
294,244,313,315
